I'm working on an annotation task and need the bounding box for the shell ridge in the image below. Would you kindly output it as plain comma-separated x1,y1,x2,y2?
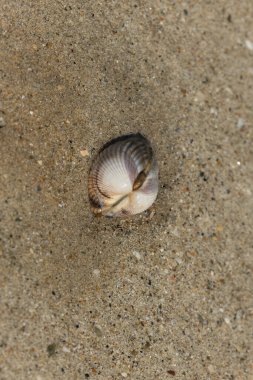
96,143,133,195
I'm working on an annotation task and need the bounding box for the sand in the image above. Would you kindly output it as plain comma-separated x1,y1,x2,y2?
0,1,253,379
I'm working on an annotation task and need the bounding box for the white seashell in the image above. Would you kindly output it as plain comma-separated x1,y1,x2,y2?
88,133,159,217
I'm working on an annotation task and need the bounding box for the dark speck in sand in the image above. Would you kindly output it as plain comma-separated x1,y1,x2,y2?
47,343,57,357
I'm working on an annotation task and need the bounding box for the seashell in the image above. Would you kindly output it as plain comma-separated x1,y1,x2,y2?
88,133,159,217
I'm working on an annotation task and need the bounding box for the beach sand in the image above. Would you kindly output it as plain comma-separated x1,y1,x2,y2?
0,1,253,379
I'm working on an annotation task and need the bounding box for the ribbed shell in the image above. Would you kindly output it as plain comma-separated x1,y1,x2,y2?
88,133,158,217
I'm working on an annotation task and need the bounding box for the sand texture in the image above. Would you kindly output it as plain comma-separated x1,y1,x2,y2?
0,1,253,379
